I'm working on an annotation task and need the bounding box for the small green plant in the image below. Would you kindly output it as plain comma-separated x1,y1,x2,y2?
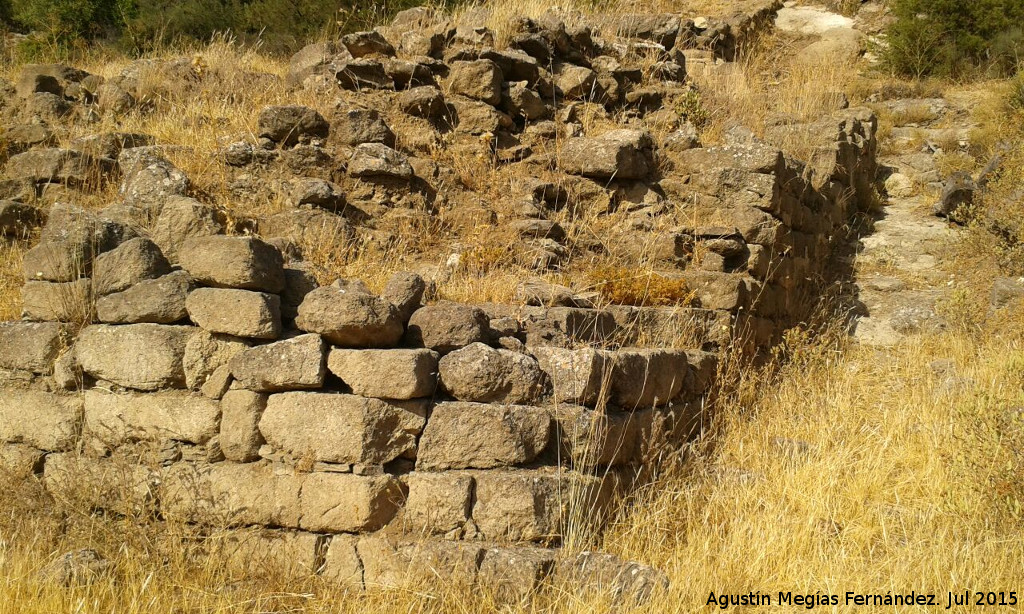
676,89,711,130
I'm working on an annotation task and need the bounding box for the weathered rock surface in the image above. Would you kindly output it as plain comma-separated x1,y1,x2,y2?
0,390,82,451
228,333,326,392
92,237,171,296
178,236,285,293
163,461,403,532
531,346,610,406
439,343,547,404
95,270,191,324
295,285,403,347
259,392,426,464
21,279,92,322
402,472,474,535
327,348,438,399
417,401,550,470
0,321,67,374
186,288,282,339
258,105,329,146
76,324,193,390
220,389,267,462
183,330,251,390
405,303,489,353
83,389,219,446
610,349,690,408
559,129,653,179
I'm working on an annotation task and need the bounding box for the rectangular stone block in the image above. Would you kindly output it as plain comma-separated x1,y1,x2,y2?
552,405,642,467
22,279,92,322
77,323,194,390
0,390,82,451
478,546,556,600
94,270,191,324
531,346,610,406
219,529,326,578
416,402,551,471
356,536,483,590
402,472,473,535
259,392,425,464
327,348,438,399
471,470,614,544
0,321,67,374
228,334,325,392
186,288,282,340
22,240,91,283
321,534,363,589
220,390,266,462
609,349,689,409
84,389,220,447
161,461,402,532
179,236,285,293
0,442,44,475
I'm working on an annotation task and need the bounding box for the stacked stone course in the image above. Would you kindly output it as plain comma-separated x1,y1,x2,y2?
0,0,879,601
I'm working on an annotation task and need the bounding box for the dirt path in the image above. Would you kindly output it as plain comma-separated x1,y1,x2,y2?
778,2,962,346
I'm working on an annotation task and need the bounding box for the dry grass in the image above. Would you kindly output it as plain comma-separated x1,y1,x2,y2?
2,321,1022,612
0,239,27,320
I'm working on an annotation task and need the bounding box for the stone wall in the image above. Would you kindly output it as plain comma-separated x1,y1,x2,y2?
0,0,877,600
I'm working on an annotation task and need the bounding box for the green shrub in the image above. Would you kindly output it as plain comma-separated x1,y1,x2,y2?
884,0,1024,78
7,0,441,56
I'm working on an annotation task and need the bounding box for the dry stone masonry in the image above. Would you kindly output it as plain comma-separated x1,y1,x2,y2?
0,0,878,602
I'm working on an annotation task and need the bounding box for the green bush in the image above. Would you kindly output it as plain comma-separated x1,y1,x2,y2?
884,0,1024,78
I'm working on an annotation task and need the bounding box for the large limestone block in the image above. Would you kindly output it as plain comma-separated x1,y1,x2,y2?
162,461,302,527
531,346,610,406
471,470,610,543
95,270,191,324
183,330,251,389
162,462,402,532
228,334,326,392
219,529,325,578
478,546,557,600
416,402,550,470
186,288,282,339
438,343,547,404
0,442,44,475
178,236,285,293
559,129,653,179
259,392,426,464
356,536,482,589
22,240,92,282
321,534,363,589
327,348,437,399
83,389,220,446
402,472,473,535
22,279,92,322
77,324,194,390
150,196,226,262
92,237,171,296
609,349,690,408
0,390,82,451
220,390,266,462
405,303,489,353
553,405,642,467
295,285,403,347
0,321,67,374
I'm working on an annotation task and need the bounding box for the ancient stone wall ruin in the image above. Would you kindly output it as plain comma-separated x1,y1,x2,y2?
0,0,876,600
